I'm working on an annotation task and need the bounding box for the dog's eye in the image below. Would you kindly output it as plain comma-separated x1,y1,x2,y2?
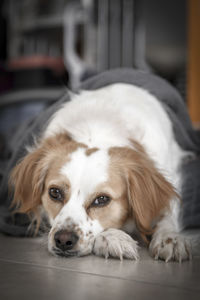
92,195,110,207
49,187,63,202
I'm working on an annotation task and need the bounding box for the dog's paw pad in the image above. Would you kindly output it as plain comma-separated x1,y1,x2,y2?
149,232,192,262
93,228,139,260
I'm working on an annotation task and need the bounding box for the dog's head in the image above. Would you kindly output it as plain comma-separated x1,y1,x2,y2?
10,133,176,257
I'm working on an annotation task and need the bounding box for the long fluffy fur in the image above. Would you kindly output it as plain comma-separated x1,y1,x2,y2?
10,83,191,261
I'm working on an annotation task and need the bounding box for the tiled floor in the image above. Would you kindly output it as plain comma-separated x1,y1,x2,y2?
0,231,200,300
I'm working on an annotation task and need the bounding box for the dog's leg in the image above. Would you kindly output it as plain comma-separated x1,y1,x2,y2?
149,199,192,262
93,228,139,260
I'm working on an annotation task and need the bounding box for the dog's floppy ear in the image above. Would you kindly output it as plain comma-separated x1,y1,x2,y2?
125,149,178,242
10,145,47,216
10,132,75,216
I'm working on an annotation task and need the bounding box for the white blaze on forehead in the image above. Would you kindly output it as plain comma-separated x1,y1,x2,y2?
60,147,109,198
53,147,109,235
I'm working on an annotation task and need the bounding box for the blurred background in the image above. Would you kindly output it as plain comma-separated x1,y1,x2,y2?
0,0,199,159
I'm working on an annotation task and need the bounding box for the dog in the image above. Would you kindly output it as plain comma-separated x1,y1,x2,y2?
10,83,192,262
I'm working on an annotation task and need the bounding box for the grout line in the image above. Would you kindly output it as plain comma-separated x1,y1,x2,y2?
0,258,199,294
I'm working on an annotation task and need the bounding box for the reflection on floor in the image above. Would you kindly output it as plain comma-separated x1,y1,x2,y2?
0,231,199,300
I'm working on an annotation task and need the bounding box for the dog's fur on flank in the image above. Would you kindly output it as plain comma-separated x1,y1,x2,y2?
10,83,192,262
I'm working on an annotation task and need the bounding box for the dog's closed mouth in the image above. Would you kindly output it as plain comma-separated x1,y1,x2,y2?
53,248,79,257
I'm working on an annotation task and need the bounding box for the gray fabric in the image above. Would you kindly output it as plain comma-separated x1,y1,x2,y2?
80,69,200,152
0,68,200,236
0,92,71,236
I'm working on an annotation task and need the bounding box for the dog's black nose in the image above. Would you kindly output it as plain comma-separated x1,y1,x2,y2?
54,230,79,251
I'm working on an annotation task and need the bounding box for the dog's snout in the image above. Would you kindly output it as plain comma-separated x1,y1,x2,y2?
54,230,79,251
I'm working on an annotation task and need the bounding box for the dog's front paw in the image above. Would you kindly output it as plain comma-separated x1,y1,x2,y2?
149,232,192,262
93,228,139,260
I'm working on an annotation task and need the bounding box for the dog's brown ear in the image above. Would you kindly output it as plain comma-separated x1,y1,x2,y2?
10,132,76,215
10,146,47,216
109,145,178,242
126,150,178,242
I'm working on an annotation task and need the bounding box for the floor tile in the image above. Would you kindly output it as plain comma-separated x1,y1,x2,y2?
0,232,200,298
0,260,199,300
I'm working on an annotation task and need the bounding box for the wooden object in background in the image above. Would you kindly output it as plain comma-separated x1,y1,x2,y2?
188,0,200,125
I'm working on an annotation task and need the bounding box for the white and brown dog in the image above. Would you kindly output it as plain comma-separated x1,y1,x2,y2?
11,83,192,262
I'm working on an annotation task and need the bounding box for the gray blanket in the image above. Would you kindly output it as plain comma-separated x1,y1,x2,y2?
0,68,200,236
